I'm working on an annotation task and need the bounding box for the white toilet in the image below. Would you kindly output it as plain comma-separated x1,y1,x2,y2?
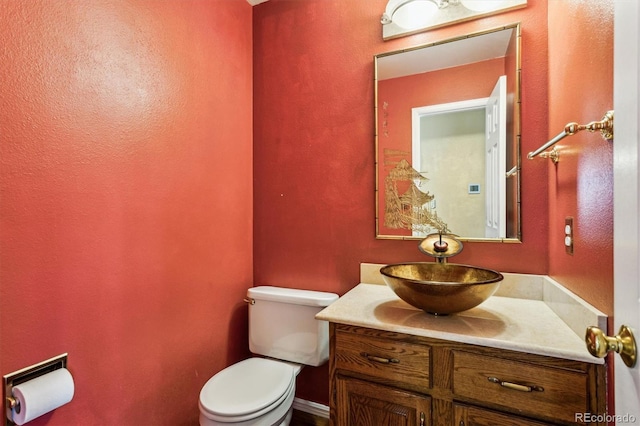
198,286,339,426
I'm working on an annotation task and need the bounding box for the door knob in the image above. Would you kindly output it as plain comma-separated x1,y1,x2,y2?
585,325,637,368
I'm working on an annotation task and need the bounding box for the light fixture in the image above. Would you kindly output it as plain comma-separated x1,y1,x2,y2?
381,0,456,29
381,0,526,40
460,0,507,12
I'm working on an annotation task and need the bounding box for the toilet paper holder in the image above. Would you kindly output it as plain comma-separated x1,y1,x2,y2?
3,353,68,426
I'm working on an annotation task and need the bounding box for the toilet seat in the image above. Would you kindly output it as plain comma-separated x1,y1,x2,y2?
199,358,295,423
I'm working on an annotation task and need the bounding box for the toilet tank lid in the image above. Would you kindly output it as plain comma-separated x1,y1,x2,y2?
248,286,338,307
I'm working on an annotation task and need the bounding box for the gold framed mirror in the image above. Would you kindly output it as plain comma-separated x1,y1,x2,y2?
375,23,521,242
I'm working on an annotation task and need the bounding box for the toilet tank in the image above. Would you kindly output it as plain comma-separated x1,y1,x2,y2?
247,286,339,367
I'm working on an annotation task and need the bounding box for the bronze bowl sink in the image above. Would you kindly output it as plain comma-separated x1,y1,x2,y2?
380,262,504,315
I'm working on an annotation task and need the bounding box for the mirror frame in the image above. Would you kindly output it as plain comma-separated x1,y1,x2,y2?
374,23,522,242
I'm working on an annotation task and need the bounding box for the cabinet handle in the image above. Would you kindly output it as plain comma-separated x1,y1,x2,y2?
420,412,425,426
360,352,399,364
487,376,544,392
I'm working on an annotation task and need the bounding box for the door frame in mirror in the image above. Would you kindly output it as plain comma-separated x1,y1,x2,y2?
374,23,522,242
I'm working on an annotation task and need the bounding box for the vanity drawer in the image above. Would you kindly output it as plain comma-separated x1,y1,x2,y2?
334,327,431,390
452,351,589,424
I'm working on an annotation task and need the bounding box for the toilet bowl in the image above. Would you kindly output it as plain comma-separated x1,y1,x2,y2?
198,286,338,426
199,358,300,426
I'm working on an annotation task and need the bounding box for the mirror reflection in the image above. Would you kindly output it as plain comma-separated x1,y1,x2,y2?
375,23,521,241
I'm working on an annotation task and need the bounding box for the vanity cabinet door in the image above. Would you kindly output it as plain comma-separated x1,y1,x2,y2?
336,376,431,426
453,403,550,426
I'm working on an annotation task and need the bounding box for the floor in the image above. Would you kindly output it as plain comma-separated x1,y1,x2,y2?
290,409,330,426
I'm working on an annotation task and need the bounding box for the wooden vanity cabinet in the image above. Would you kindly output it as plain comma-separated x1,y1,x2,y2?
329,324,606,426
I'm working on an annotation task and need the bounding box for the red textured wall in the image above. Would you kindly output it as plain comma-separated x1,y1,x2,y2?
0,1,253,425
253,0,550,405
547,1,614,410
547,0,614,316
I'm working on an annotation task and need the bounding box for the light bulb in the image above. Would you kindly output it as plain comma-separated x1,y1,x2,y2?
460,0,506,12
392,0,439,30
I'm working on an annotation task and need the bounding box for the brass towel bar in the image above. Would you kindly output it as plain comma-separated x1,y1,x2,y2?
528,110,614,163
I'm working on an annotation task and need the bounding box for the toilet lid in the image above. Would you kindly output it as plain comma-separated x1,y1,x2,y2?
199,358,295,419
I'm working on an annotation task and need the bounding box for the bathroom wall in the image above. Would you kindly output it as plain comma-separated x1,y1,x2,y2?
547,0,614,316
547,0,615,409
253,0,551,406
0,1,253,425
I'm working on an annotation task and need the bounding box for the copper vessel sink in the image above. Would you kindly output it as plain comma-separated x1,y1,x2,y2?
380,263,504,315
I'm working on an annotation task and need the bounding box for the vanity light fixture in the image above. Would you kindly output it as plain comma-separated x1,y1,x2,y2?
381,0,526,40
460,0,508,12
381,0,453,31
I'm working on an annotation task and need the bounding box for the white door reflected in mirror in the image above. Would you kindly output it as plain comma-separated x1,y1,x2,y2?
410,76,506,239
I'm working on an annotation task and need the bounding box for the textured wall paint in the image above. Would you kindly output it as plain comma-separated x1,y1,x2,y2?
0,1,253,425
253,0,550,404
547,0,614,411
547,0,613,315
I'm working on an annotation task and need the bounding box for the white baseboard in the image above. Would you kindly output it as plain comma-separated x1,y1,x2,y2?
292,397,330,419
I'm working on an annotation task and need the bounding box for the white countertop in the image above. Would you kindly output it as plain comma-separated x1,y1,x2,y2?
316,271,607,364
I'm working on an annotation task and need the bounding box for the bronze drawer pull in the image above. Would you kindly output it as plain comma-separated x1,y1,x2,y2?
487,376,544,392
361,352,399,364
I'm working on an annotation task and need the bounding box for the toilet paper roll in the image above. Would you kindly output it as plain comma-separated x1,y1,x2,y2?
11,368,75,425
